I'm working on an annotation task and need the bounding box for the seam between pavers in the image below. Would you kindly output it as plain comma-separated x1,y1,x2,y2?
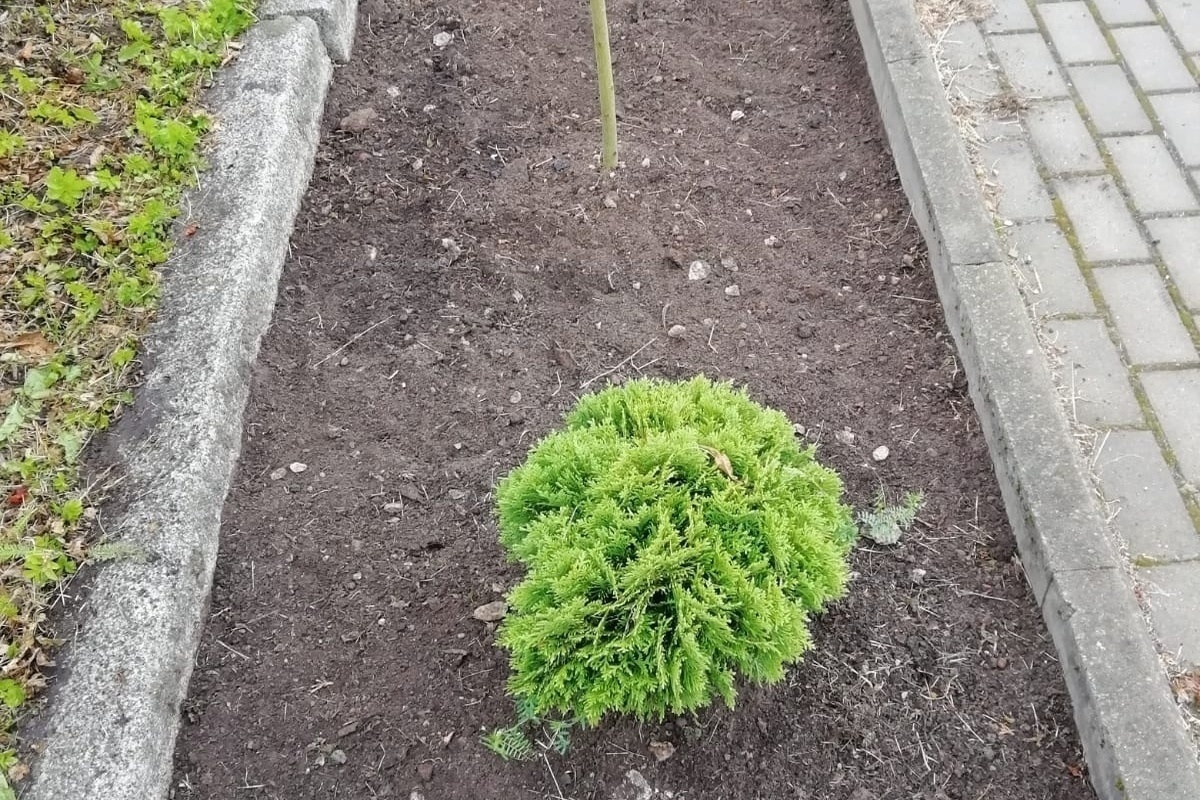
16,10,355,800
849,0,1200,796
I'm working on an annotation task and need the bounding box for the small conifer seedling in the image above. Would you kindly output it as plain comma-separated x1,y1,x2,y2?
494,376,857,726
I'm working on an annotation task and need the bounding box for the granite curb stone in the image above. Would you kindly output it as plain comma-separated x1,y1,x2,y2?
19,13,349,799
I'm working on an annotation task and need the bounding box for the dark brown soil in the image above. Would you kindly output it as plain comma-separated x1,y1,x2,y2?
171,1,1095,798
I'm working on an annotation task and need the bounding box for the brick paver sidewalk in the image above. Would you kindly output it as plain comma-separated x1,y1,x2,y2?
939,0,1200,679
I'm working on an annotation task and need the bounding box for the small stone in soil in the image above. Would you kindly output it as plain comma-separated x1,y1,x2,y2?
418,762,435,781
270,467,286,481
641,156,652,167
764,235,781,248
338,107,379,134
725,284,741,297
721,256,738,271
688,260,709,280
433,31,453,48
649,740,676,762
509,390,522,404
603,193,618,208
667,324,687,338
383,501,404,513
288,462,308,474
834,429,855,446
910,568,927,585
472,600,507,622
328,749,347,765
730,108,745,122
665,247,684,267
792,423,807,436
872,445,890,462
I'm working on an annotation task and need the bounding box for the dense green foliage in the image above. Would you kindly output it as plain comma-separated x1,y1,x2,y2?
495,377,857,725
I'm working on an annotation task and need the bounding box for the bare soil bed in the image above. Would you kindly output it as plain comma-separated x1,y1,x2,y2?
171,0,1095,798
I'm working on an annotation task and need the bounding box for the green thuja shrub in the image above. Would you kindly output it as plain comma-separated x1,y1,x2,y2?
494,376,857,726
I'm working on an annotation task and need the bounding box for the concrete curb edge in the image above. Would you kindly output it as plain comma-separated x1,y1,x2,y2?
20,9,354,799
847,0,1200,798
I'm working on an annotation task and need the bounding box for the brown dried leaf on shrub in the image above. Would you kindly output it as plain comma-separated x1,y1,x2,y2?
698,445,735,480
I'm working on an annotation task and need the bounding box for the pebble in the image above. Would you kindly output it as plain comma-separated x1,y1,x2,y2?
872,445,890,462
687,260,709,280
641,156,652,168
329,749,347,765
730,109,745,122
418,762,435,781
338,107,379,134
603,193,618,208
289,462,308,474
792,423,806,436
433,31,453,48
834,429,855,446
472,600,508,622
667,324,687,338
724,284,741,297
720,256,738,271
649,740,676,761
270,467,286,481
910,568,927,585
764,235,781,248
509,391,522,404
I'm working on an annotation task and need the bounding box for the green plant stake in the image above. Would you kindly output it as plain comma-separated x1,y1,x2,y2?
589,0,618,171
493,376,858,727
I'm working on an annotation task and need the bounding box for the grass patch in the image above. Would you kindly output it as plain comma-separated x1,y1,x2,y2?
0,0,252,778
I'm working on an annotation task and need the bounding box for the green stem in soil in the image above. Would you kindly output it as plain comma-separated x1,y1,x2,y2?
589,0,618,171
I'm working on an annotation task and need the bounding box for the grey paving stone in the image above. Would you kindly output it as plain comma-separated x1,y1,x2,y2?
1106,135,1200,214
1025,100,1105,173
1043,318,1144,426
1055,175,1151,261
1138,561,1200,668
942,21,1002,102
1147,216,1200,309
1069,65,1154,135
1096,431,1200,560
1007,220,1095,315
982,0,1038,33
1093,263,1197,363
981,138,1055,220
1038,2,1114,64
990,33,1070,98
1158,0,1200,53
1141,368,1200,485
1090,0,1156,24
1112,26,1197,93
1151,92,1200,167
